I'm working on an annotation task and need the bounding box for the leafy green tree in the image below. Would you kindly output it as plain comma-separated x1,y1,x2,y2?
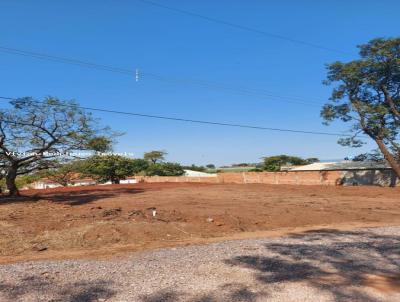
352,150,384,162
321,38,400,179
40,160,84,186
182,164,206,172
206,164,215,169
0,97,113,196
130,158,150,174
79,155,144,184
145,162,184,176
144,150,167,164
262,155,310,171
305,158,320,164
85,136,113,153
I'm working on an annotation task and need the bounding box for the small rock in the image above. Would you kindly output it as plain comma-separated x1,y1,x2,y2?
102,208,122,217
206,217,214,223
33,244,48,252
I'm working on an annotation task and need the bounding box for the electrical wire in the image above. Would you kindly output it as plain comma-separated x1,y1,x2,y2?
0,45,324,106
0,96,352,137
136,0,350,55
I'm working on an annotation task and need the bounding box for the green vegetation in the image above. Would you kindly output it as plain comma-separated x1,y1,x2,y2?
144,150,167,164
145,162,185,176
352,150,383,162
78,155,148,184
216,167,256,173
40,161,84,186
248,168,264,172
0,174,41,192
182,164,207,172
142,150,184,176
262,155,319,172
322,38,400,180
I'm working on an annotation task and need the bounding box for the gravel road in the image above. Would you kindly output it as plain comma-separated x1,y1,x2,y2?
1,226,400,302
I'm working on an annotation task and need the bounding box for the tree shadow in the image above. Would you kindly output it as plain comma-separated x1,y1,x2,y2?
38,187,145,206
0,187,145,206
340,169,398,186
139,283,264,302
138,229,400,301
225,229,400,301
0,274,115,302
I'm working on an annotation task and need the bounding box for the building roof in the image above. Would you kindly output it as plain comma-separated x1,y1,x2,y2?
288,161,391,171
184,169,217,177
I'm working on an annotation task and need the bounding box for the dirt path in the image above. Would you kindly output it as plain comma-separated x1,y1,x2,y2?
1,183,400,263
1,226,399,302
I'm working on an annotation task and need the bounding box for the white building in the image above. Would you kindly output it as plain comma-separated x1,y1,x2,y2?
183,169,217,177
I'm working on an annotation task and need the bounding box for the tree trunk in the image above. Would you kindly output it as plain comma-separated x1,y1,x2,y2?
6,165,19,196
375,139,400,186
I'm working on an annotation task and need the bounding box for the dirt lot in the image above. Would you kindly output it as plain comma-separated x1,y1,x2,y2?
0,183,399,263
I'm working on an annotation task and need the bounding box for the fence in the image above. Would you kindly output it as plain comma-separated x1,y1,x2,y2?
135,171,343,185
135,170,399,186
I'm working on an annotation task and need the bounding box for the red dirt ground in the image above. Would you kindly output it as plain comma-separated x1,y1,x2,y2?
0,183,399,263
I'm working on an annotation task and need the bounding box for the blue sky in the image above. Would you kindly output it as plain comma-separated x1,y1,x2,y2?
1,0,399,165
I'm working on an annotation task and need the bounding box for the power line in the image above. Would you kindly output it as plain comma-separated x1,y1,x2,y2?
136,0,350,55
0,45,324,106
0,96,351,137
0,46,134,75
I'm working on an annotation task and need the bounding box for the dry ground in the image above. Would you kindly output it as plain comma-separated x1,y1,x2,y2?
1,227,400,301
0,183,399,263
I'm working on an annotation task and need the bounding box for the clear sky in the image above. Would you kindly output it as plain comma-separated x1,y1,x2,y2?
1,0,399,166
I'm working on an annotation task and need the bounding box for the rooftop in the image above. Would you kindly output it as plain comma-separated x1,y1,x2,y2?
288,161,391,171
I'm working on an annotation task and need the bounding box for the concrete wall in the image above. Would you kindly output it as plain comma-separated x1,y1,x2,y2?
341,169,398,186
135,170,398,186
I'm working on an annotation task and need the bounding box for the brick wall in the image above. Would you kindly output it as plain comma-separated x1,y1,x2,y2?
135,171,343,185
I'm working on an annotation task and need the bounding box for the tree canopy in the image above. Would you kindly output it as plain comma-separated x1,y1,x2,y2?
182,164,206,172
262,155,318,172
0,97,113,195
41,160,84,186
321,38,400,178
145,162,185,176
144,150,167,164
79,155,148,184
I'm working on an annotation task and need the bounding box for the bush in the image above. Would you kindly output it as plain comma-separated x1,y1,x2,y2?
182,164,206,172
248,168,263,172
262,155,319,171
80,155,146,184
145,162,185,176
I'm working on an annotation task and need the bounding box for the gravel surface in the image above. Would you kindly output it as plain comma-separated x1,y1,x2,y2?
1,226,400,302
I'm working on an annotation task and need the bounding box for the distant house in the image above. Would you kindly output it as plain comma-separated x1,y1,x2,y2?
286,161,398,186
22,176,138,190
99,177,138,185
22,177,97,190
23,178,63,190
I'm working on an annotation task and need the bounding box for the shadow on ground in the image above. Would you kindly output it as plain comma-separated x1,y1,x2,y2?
140,229,400,302
140,283,264,302
0,274,115,302
0,187,144,206
225,229,400,302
